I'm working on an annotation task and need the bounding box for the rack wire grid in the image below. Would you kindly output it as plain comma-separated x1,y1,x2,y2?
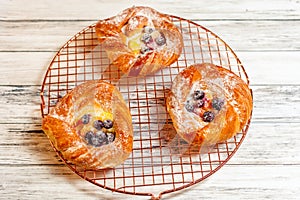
40,15,252,200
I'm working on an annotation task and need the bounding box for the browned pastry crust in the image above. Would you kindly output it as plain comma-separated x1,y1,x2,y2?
166,63,253,147
42,80,133,169
95,6,183,76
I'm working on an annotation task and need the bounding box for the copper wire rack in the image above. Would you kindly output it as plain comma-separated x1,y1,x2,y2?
40,15,252,199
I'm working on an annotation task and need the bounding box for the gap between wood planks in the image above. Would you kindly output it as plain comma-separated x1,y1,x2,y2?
4,18,298,22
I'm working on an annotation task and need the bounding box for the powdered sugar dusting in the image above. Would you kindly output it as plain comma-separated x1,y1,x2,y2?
167,63,252,145
95,6,183,75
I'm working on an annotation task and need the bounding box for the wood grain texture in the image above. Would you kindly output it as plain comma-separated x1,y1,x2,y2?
1,120,300,166
1,85,300,124
0,165,299,200
1,51,300,85
1,20,300,51
1,0,300,20
1,0,300,199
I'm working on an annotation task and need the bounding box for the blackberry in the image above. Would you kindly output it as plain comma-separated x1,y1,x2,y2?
94,131,108,146
155,32,166,46
107,133,116,143
212,98,224,111
202,111,215,122
141,33,152,43
193,90,205,100
93,120,104,130
81,114,90,124
84,131,94,145
103,119,114,129
196,100,205,108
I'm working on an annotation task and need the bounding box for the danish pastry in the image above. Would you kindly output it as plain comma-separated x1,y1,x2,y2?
166,63,252,147
42,80,133,169
95,6,183,76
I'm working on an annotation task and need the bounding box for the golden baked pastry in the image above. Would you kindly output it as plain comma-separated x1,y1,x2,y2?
166,63,252,147
42,80,133,169
95,6,183,76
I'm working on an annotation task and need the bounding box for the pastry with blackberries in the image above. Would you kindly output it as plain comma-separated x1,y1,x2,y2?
95,6,183,76
42,80,133,169
166,63,253,147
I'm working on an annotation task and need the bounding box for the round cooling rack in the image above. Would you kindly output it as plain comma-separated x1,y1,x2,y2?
40,15,252,200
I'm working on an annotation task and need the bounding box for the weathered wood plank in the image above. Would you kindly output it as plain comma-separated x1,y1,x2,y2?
1,20,300,51
238,52,300,85
0,165,299,199
1,84,300,123
1,0,300,20
0,51,299,85
0,122,299,166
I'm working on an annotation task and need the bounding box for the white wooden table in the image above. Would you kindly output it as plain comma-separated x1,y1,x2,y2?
1,0,300,199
